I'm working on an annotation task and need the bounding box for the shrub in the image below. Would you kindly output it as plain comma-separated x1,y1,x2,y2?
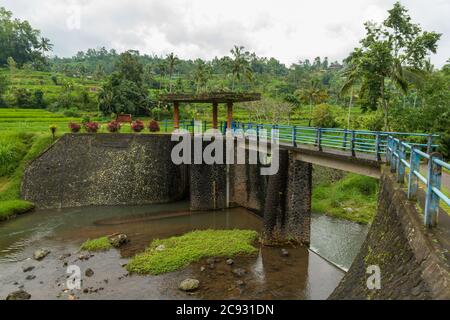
81,114,91,124
49,124,57,139
148,120,160,132
84,121,100,133
131,119,145,132
63,108,81,118
107,120,121,133
312,104,335,128
68,122,81,133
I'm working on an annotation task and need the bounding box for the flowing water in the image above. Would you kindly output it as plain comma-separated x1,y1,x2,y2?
0,202,368,300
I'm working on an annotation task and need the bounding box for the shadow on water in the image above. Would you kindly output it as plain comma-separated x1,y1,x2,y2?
0,202,367,300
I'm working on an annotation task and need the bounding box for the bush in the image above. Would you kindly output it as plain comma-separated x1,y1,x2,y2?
68,122,81,133
148,120,160,132
84,121,100,133
107,120,121,133
312,104,336,128
63,108,81,118
131,119,145,132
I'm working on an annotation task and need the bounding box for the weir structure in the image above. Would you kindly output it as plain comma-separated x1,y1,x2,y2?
20,115,450,299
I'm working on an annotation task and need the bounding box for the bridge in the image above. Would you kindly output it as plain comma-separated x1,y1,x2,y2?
163,119,450,228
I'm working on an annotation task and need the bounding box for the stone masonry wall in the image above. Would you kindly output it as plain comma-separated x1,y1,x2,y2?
21,134,189,208
330,167,450,299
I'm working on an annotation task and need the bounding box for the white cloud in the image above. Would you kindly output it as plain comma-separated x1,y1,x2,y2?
3,0,449,66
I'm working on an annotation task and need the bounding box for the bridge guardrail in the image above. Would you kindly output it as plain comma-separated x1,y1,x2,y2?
386,136,450,227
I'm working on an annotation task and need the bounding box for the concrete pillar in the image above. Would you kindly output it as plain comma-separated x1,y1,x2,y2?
226,101,233,130
174,101,180,129
263,150,311,246
212,102,218,129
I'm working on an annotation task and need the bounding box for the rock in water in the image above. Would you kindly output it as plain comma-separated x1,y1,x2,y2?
226,259,234,265
179,278,200,291
22,265,35,273
33,249,50,260
108,234,129,248
6,290,31,300
25,275,36,280
85,268,94,277
155,244,165,252
281,249,289,257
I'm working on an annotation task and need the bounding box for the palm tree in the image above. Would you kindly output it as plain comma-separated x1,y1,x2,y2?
192,59,211,93
37,37,53,56
156,60,166,90
166,53,179,93
295,78,328,126
229,45,253,91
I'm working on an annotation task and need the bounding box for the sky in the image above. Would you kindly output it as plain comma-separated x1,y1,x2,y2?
2,0,449,67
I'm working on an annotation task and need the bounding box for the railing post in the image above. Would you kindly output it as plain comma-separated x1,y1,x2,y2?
407,146,420,200
397,141,406,184
375,133,381,161
391,139,398,173
343,130,348,149
316,128,322,151
426,134,433,154
424,153,443,227
203,120,206,132
164,119,168,132
386,136,391,165
350,130,356,157
292,126,297,147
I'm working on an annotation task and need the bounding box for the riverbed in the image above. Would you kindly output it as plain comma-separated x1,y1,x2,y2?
0,203,368,300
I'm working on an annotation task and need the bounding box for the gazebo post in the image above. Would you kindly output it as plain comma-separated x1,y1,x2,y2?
173,101,180,129
226,101,233,131
212,102,218,129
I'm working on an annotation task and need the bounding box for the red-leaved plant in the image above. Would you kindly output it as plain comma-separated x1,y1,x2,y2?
68,122,81,133
131,120,145,132
148,120,160,132
84,121,100,133
107,120,121,133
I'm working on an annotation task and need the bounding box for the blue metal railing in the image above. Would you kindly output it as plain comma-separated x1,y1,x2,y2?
386,136,450,228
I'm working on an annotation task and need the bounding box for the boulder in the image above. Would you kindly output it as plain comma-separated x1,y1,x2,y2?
179,278,200,291
6,290,31,300
108,234,129,248
231,268,247,277
33,249,50,260
22,265,35,273
85,268,94,277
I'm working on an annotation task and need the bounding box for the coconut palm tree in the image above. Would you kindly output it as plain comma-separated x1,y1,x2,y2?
192,59,211,93
37,37,53,56
229,45,253,91
295,78,328,126
166,52,179,93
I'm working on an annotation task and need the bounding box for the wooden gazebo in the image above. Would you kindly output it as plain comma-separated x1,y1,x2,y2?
160,92,261,130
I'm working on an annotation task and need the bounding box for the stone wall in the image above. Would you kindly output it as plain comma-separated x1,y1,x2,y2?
330,167,450,299
21,134,189,208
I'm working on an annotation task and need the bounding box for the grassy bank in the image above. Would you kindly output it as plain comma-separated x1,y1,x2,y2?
80,237,113,251
0,131,56,221
312,173,379,224
127,229,259,275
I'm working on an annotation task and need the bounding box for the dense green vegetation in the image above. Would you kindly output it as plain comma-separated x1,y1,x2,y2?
127,229,258,275
80,236,113,251
312,173,379,224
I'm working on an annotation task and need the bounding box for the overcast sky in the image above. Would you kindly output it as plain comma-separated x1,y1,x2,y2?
3,0,449,67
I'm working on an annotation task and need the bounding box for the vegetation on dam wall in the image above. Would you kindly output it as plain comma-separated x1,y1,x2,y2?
312,166,379,224
0,132,55,220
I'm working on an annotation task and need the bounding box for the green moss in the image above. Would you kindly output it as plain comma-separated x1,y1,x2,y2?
312,173,379,224
0,200,34,221
127,229,259,275
80,236,112,251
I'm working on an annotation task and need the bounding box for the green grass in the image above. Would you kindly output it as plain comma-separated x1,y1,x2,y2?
312,173,379,224
0,199,35,221
126,229,259,275
80,236,113,251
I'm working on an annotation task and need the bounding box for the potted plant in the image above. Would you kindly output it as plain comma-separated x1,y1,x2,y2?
131,119,145,132
107,120,121,133
68,122,81,133
84,121,100,133
148,120,160,132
